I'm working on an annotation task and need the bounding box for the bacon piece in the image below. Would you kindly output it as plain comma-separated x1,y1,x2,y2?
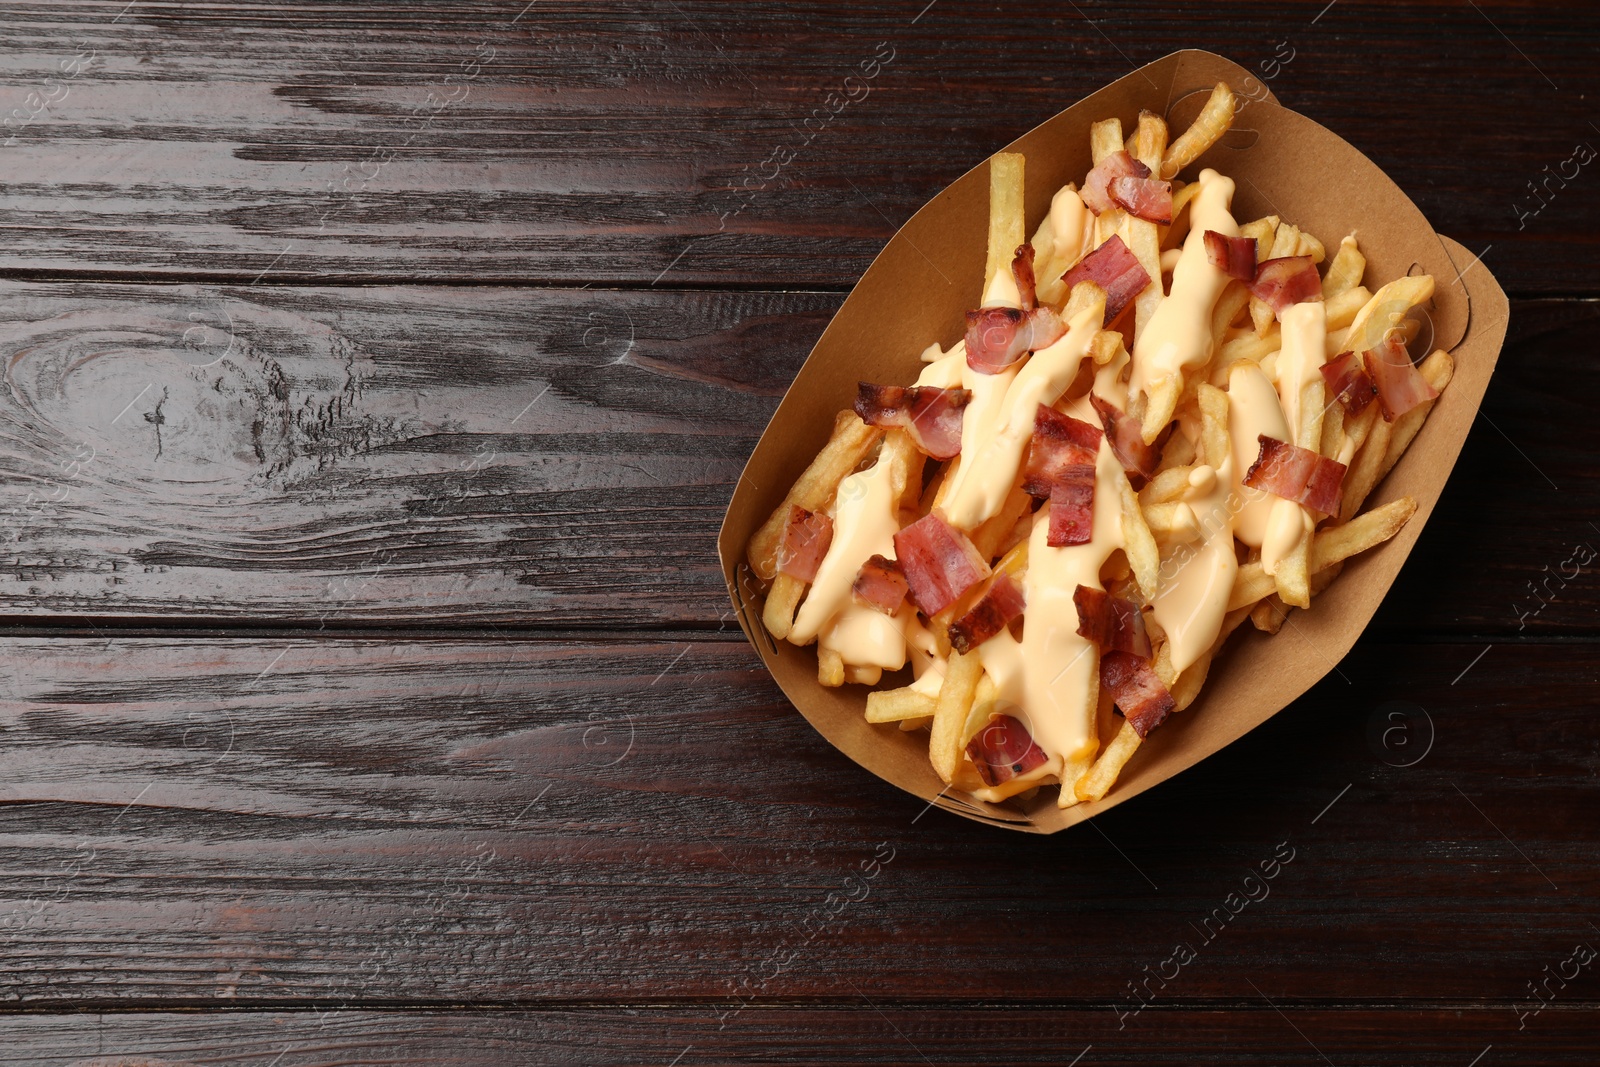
1321,349,1378,417
1090,393,1161,479
1203,230,1257,282
1100,650,1175,739
1109,175,1173,224
776,505,833,582
1073,585,1152,658
963,305,1066,375
1061,235,1151,327
1081,150,1151,214
948,573,1026,655
854,382,972,460
965,713,1050,787
960,713,1049,790
892,512,991,616
1362,335,1439,422
1022,405,1102,498
1247,255,1323,316
851,554,908,615
1012,243,1038,310
1244,435,1348,516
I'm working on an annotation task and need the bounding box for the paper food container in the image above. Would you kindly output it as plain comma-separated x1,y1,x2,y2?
716,49,1508,833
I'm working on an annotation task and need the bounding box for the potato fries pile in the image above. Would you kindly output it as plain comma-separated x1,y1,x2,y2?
748,82,1448,807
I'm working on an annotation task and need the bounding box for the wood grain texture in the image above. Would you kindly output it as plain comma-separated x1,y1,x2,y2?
0,1,1590,290
0,1007,1595,1065
0,633,1591,1004
0,281,1590,633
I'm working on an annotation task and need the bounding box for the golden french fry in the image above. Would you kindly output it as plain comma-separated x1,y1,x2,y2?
1129,216,1164,337
1091,117,1124,165
970,482,1032,562
1143,500,1200,542
1118,471,1160,599
1239,215,1278,259
1251,594,1286,634
1381,350,1453,468
748,411,882,580
1142,464,1198,506
1251,221,1304,335
1274,534,1312,610
1160,81,1236,180
1339,414,1394,524
1075,720,1141,802
1065,279,1109,324
1163,179,1204,250
986,152,1026,296
1132,110,1169,174
930,651,983,783
1315,496,1417,569
1344,275,1434,355
866,686,938,723
1211,280,1252,340
818,647,845,688
1340,403,1381,462
1091,329,1125,366
1156,431,1197,474
1197,383,1231,468
762,573,805,641
1140,375,1184,444
962,674,1000,745
1322,234,1365,299
1319,402,1345,460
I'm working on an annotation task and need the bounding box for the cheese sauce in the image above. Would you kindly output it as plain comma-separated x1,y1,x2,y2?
1130,169,1239,399
1260,300,1327,576
1150,458,1238,673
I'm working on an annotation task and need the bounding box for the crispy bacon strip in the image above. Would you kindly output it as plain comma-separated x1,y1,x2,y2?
1248,255,1322,316
776,505,833,583
1090,393,1161,479
1321,349,1378,416
1062,235,1150,326
1012,243,1038,310
1362,335,1439,422
1109,175,1173,224
1081,150,1151,214
854,383,972,460
851,554,908,615
1073,585,1152,658
1203,230,1257,281
1022,405,1102,498
948,573,1026,655
965,713,1050,787
893,512,991,616
1244,435,1347,516
1100,650,1175,739
1047,479,1095,547
964,306,1066,375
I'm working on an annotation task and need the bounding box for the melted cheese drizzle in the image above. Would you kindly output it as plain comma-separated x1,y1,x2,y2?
1227,363,1288,548
1048,187,1092,269
1130,169,1239,399
942,305,1099,530
1150,458,1238,674
1260,300,1327,576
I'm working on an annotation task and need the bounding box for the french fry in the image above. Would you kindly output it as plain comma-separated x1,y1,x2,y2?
1228,496,1416,612
1155,430,1197,473
866,686,939,723
986,152,1026,295
971,482,1033,562
762,573,806,640
1382,350,1453,470
1065,279,1109,324
1090,117,1124,165
1251,221,1304,336
1142,464,1198,506
1211,280,1252,340
1344,275,1434,356
1163,179,1204,250
1339,409,1395,524
1091,328,1125,366
1322,234,1364,298
1250,594,1287,634
818,647,845,688
930,651,983,783
748,411,882,580
1160,81,1236,180
1118,471,1160,599
1075,720,1141,802
1132,109,1168,174
1129,215,1165,339
1197,383,1230,468
1319,402,1345,459
1239,215,1279,260
1143,501,1200,542
1141,375,1184,444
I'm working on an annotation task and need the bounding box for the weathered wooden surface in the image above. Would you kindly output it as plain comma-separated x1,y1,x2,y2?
0,1007,1593,1066
0,2,1590,291
0,634,1591,1007
0,285,1591,634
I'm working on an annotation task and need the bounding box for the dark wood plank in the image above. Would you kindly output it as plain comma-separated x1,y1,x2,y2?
0,1,1591,291
0,1006,1594,1065
0,280,1591,634
0,632,1592,1004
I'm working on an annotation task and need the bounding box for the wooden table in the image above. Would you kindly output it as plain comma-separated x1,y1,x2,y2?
0,1,1593,1062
